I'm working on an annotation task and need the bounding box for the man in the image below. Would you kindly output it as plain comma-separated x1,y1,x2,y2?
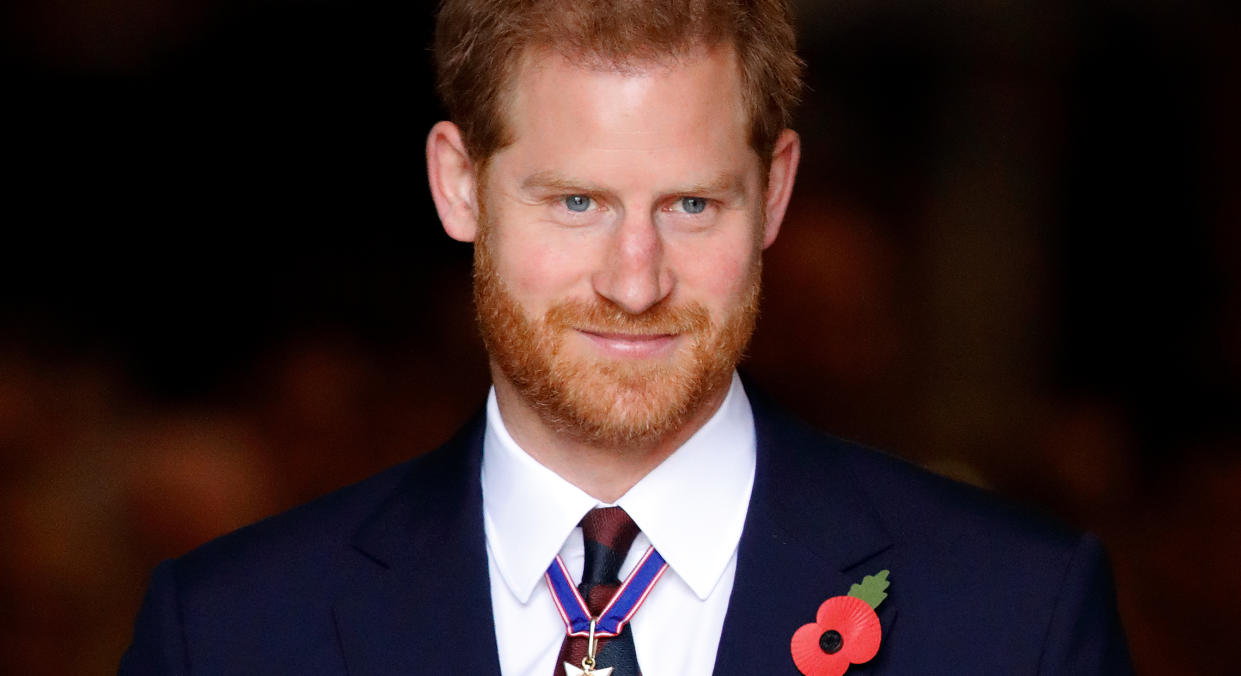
121,1,1133,674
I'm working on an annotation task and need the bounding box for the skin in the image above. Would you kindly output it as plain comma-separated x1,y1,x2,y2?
426,44,800,501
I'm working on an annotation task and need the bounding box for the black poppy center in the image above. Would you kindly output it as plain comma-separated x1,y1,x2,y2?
819,629,844,654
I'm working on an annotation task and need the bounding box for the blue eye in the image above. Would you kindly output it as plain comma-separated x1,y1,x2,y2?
565,195,591,212
680,197,707,214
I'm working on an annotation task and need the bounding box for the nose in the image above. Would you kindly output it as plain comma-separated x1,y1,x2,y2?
591,210,674,314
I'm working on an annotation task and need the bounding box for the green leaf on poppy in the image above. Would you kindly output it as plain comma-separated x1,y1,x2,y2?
848,569,890,609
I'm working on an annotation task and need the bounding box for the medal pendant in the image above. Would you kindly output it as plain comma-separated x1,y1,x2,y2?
563,617,615,676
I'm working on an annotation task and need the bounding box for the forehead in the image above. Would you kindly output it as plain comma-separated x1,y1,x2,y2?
496,44,752,171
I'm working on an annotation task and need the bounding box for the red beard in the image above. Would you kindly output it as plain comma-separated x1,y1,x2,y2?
473,226,761,449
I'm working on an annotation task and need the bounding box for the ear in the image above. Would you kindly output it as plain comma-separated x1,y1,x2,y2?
426,121,480,242
760,128,801,250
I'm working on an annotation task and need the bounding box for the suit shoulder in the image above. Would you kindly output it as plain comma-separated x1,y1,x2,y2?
758,403,1081,557
171,457,413,589
127,414,486,672
170,410,483,584
851,434,1077,555
128,457,419,672
866,437,1066,523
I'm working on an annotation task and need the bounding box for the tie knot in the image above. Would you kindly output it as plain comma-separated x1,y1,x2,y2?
579,507,640,587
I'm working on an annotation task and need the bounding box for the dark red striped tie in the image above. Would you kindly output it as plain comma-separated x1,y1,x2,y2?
554,507,643,676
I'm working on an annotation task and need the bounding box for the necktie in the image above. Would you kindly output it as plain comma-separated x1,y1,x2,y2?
554,507,643,676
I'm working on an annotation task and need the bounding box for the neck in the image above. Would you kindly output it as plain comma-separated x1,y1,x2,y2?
491,372,730,503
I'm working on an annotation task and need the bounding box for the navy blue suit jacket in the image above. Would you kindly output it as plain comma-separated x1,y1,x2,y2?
120,392,1133,674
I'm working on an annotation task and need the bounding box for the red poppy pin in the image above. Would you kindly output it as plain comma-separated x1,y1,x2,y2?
790,570,889,676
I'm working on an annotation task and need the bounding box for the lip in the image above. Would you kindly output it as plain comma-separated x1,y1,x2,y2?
577,330,679,358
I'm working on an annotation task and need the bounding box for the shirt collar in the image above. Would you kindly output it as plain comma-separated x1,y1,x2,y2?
482,372,756,603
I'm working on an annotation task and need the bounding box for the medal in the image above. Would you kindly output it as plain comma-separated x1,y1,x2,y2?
561,618,614,676
545,546,669,675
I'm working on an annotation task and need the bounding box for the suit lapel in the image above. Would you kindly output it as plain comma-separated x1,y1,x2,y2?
333,413,502,676
714,391,898,676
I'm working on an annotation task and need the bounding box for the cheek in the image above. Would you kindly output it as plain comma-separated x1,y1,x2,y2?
492,224,601,304
669,233,760,309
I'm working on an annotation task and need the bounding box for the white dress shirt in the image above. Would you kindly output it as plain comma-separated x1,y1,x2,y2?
482,372,757,676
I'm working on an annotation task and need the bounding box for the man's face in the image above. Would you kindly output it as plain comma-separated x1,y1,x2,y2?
474,45,773,448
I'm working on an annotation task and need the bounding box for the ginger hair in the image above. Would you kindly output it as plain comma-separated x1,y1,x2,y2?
433,0,803,164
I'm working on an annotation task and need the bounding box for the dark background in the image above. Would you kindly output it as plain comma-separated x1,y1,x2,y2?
2,0,1238,672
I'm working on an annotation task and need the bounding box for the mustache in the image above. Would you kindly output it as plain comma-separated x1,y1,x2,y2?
544,298,711,335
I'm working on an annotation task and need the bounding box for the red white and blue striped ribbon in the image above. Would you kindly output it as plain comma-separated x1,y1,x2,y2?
544,546,670,637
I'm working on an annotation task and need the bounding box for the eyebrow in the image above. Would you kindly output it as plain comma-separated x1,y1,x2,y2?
676,174,748,198
520,170,748,198
520,171,602,194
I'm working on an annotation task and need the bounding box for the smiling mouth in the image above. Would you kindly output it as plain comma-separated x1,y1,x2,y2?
577,329,679,358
